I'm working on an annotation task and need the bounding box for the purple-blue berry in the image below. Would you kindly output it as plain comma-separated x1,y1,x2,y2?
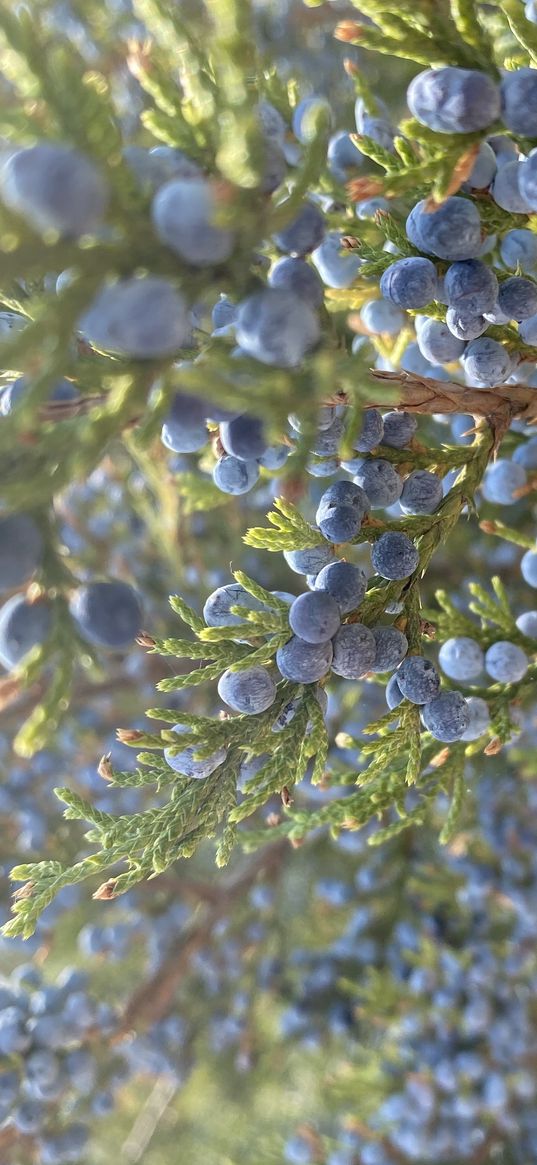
481,459,527,505
276,635,333,683
268,257,324,309
151,177,234,266
289,591,341,643
407,68,500,134
380,257,438,310
371,626,408,672
236,289,320,368
462,338,512,386
314,560,367,615
460,696,491,741
331,623,376,679
438,636,484,681
485,641,528,683
497,276,537,322
381,411,418,449
400,470,443,515
421,691,470,742
352,460,403,508
396,655,441,703
213,456,259,495
69,581,142,649
371,532,419,580
164,723,227,778
217,666,277,714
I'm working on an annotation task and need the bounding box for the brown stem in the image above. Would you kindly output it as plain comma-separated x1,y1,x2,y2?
367,369,537,433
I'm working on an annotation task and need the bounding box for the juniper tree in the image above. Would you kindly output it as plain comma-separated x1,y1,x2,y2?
2,1,537,1163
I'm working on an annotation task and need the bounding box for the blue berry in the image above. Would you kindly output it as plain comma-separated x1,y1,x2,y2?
257,100,286,144
400,340,451,378
289,591,341,643
406,198,482,261
314,560,367,615
513,436,537,469
284,1134,314,1164
498,276,537,322
396,655,441,703
353,460,402,508
371,532,419,580
355,196,390,219
353,410,384,452
462,338,512,386
0,594,52,669
258,444,290,470
276,636,333,683
310,418,346,457
445,308,487,341
69,580,142,648
400,470,443,514
220,415,268,461
0,143,108,236
80,277,190,358
289,406,336,433
236,289,319,367
268,257,324,308
318,506,362,543
151,177,234,266
311,232,363,288
164,723,227,778
1,376,78,414
438,636,484,681
417,318,466,364
460,696,491,740
481,459,527,504
518,148,537,212
283,545,335,576
421,691,470,742
516,610,537,638
491,162,531,214
217,666,276,714
386,672,404,709
519,313,537,344
203,584,265,627
467,142,497,189
371,626,408,672
485,641,528,683
161,393,208,453
293,96,333,143
501,69,537,136
380,257,438,310
331,623,376,679
258,142,287,194
212,295,237,330
521,548,537,587
407,68,500,134
444,260,498,316
327,131,363,182
213,455,259,494
381,411,418,449
0,514,43,591
123,145,201,191
355,97,394,151
307,457,339,477
500,229,537,273
360,299,406,335
317,482,370,514
273,201,325,256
